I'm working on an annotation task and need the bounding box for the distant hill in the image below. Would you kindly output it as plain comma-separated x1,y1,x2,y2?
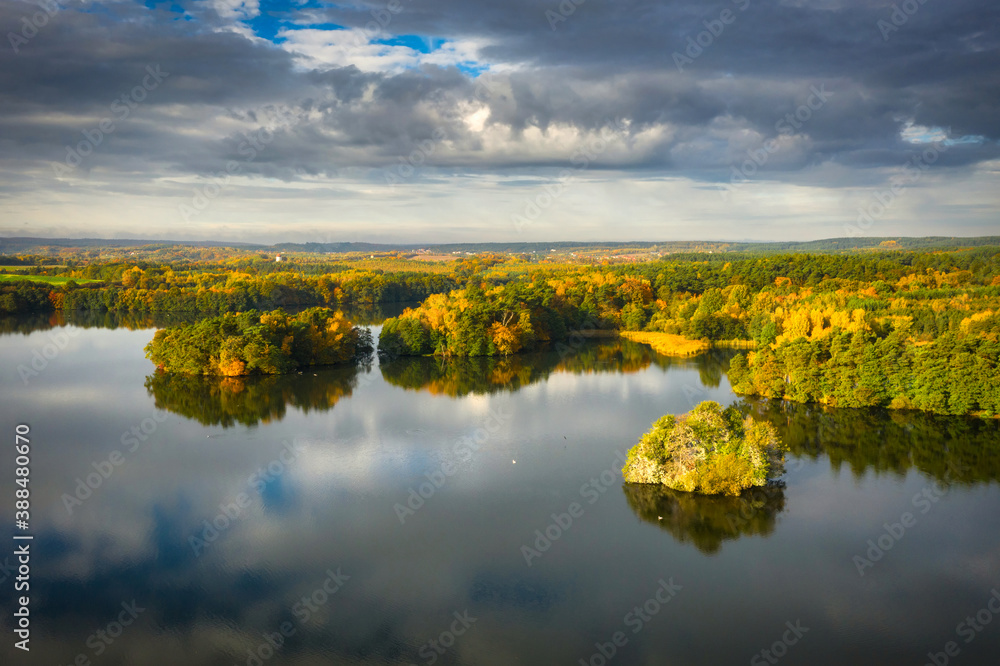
730,236,1000,253
1,235,998,256
0,237,261,252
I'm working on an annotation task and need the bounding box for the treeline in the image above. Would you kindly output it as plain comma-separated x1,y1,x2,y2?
4,247,999,328
378,265,690,356
0,267,456,315
713,254,1000,417
729,330,1000,416
0,254,66,266
145,308,372,376
529,247,998,343
378,277,631,357
0,279,58,314
375,248,1000,361
622,246,1000,294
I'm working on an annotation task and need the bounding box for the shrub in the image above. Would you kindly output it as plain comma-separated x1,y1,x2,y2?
622,401,784,496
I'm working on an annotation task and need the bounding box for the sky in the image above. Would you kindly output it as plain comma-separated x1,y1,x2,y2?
0,0,997,244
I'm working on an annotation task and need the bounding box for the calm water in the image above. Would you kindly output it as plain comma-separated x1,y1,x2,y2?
2,315,1000,665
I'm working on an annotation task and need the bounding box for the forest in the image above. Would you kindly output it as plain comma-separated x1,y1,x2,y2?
145,308,373,376
0,258,456,315
1,242,998,416
376,248,1000,417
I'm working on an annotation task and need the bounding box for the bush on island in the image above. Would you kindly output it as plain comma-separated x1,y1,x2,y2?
622,401,784,496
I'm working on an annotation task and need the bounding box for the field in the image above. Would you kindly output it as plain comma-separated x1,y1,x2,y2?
411,254,459,262
619,331,710,357
0,273,102,285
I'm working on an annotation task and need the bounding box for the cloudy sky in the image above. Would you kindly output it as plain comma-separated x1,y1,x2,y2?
0,0,997,243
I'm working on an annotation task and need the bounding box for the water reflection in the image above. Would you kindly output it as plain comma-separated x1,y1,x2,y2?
380,338,731,396
746,399,1000,484
379,353,558,396
139,333,732,425
0,301,416,336
0,309,64,335
623,482,787,554
622,399,1000,554
2,318,1000,666
144,337,719,424
144,362,371,427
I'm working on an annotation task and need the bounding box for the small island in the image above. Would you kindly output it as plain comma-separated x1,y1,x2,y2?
622,401,784,496
145,307,372,376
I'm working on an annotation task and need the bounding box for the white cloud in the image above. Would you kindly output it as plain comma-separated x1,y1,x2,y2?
278,27,488,74
901,122,948,144
209,0,260,22
7,160,998,244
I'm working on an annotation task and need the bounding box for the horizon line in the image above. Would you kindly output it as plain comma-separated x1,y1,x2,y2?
3,234,999,249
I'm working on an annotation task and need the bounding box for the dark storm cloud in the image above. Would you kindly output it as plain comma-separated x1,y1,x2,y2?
0,2,298,106
311,0,1000,161
0,0,997,186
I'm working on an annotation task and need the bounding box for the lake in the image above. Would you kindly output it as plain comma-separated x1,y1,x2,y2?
2,313,999,665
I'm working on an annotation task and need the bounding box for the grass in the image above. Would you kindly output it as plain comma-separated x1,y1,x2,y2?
620,331,709,357
0,274,102,286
